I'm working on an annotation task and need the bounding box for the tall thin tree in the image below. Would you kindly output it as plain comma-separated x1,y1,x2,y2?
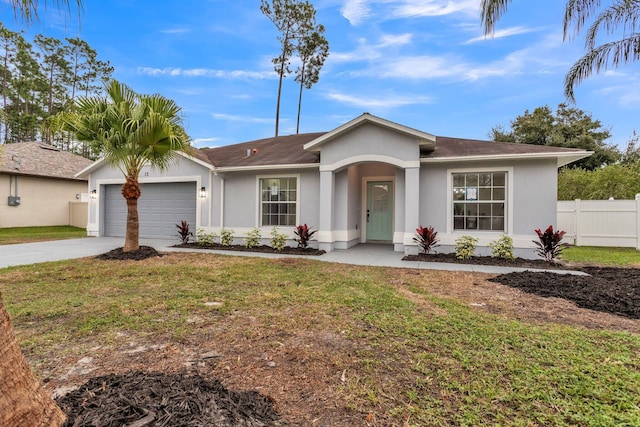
294,26,328,134
260,0,316,137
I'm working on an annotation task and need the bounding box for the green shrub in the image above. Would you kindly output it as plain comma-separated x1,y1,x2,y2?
455,235,478,260
220,229,234,247
489,234,515,260
270,227,287,252
196,229,216,246
244,228,262,248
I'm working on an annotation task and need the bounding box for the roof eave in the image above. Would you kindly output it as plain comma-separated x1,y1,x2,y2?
214,163,319,172
420,151,593,167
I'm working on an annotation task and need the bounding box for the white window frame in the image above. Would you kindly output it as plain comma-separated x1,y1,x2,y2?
446,167,514,235
256,174,300,228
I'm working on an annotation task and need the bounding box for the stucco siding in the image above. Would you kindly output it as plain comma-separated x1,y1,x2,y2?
319,123,420,167
512,159,558,235
0,174,87,228
87,154,212,236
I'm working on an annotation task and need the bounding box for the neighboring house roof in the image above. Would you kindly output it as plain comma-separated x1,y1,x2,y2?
202,133,324,170
0,141,92,181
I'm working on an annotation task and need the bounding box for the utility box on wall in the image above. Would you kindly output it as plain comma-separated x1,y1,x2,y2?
8,196,20,206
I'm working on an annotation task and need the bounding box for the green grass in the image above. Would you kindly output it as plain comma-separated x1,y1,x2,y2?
0,225,87,245
562,245,640,266
1,253,639,425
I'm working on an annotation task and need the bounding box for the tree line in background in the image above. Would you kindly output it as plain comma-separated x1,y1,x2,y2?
0,23,113,154
491,103,640,200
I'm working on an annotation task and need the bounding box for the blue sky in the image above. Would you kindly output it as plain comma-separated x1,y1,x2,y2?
3,0,640,149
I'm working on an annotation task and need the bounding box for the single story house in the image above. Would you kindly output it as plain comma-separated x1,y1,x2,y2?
77,113,591,257
0,141,93,228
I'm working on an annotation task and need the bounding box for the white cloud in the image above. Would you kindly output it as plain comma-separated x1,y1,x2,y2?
137,67,274,79
465,26,537,44
392,0,480,18
376,55,468,79
212,113,275,124
192,137,220,148
326,91,433,108
341,0,371,25
329,33,414,64
378,33,413,47
160,28,190,34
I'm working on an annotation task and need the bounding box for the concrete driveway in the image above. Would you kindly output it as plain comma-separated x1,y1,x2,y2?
0,237,124,269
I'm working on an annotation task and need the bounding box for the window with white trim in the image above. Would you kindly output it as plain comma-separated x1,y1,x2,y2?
260,177,297,226
452,172,505,231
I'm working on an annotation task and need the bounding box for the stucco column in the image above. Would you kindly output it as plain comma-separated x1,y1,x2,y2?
318,169,335,252
404,167,420,254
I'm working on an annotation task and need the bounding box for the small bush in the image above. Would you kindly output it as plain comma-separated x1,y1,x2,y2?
489,234,515,260
533,225,567,262
413,225,439,254
196,229,216,246
455,235,478,260
244,228,262,249
176,220,193,244
220,229,234,247
270,227,287,252
294,224,317,249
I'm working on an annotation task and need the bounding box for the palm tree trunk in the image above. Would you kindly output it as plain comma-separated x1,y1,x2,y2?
122,176,141,252
0,295,66,427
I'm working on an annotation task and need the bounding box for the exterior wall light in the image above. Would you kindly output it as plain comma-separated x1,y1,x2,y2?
90,189,97,199
200,186,206,198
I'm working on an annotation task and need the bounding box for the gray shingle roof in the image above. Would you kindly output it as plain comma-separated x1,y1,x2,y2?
0,142,92,181
201,133,324,168
426,136,588,158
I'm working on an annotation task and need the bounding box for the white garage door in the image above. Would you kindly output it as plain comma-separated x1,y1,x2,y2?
104,182,197,238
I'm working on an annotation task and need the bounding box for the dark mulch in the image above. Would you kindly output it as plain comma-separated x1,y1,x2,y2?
490,266,640,319
56,371,285,427
176,242,325,256
95,246,162,261
403,252,565,269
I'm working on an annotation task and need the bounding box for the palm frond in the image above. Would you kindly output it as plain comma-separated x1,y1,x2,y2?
564,33,640,101
585,0,640,49
481,0,513,35
564,0,602,40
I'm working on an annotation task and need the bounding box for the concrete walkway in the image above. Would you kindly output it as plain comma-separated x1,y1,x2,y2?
0,237,584,275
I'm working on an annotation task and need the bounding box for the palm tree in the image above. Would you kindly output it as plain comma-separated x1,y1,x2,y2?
481,0,640,101
65,79,191,252
1,3,81,427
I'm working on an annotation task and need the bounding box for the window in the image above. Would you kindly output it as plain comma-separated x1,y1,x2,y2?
260,177,297,226
452,172,505,231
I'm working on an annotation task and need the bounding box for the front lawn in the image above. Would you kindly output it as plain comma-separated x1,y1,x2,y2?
0,225,87,245
562,245,640,266
1,253,638,425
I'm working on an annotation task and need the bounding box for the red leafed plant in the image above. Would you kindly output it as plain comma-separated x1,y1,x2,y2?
293,224,317,248
413,225,439,254
533,225,567,262
176,220,193,244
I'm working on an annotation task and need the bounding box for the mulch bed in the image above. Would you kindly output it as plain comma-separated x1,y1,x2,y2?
490,266,640,319
175,243,325,256
95,246,163,261
403,252,566,269
56,371,285,427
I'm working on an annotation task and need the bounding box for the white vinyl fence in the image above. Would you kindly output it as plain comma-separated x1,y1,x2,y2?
557,197,640,249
